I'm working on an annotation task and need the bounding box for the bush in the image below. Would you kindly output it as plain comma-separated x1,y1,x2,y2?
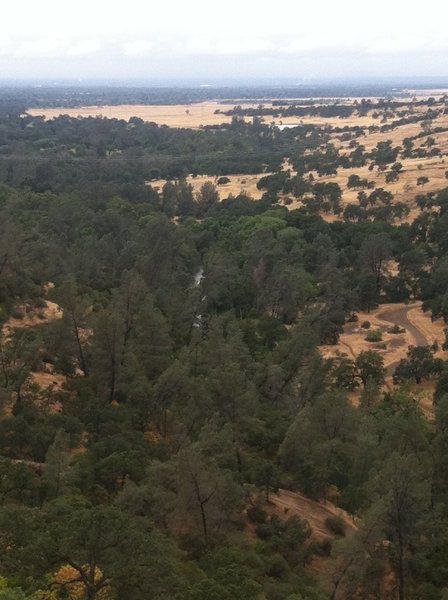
255,523,272,540
34,297,48,309
217,176,231,185
247,505,268,524
361,321,371,329
324,516,346,537
388,324,405,334
11,308,25,320
264,553,290,578
366,329,382,342
346,313,358,323
310,538,332,557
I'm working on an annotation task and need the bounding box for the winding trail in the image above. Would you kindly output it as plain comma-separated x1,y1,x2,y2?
377,304,428,347
377,303,430,376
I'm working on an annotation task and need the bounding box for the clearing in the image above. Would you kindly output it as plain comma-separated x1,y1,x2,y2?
1,296,65,392
28,101,257,128
265,488,357,542
148,173,266,200
321,301,447,414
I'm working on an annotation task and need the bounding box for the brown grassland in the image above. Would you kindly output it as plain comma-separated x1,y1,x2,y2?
28,92,448,413
149,173,266,200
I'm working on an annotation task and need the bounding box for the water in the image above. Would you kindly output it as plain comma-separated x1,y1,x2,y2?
193,267,204,287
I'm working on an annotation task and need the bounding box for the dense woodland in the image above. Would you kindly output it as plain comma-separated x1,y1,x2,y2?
1,82,433,108
2,89,448,599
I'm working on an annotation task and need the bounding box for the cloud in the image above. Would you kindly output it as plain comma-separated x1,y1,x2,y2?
284,35,354,54
181,35,274,56
67,39,101,56
122,40,154,57
14,37,66,59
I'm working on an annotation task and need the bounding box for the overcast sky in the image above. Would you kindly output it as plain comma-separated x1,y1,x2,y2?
1,0,448,81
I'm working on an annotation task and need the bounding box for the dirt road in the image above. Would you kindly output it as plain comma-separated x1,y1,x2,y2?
377,304,430,376
377,304,428,347
268,489,357,540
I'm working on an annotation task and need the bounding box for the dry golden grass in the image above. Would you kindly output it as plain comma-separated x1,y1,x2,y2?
269,114,381,129
337,115,448,153
2,300,62,337
31,371,65,391
29,100,381,129
314,155,448,221
1,296,65,394
31,97,448,225
28,101,273,128
320,302,447,415
321,302,446,372
149,173,266,200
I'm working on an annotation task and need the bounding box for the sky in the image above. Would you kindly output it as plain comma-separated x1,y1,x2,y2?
1,0,448,81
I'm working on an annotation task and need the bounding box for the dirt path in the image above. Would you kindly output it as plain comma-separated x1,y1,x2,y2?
376,303,430,376
267,489,357,541
377,304,428,347
321,302,446,408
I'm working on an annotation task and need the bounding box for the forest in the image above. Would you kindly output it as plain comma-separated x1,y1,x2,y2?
1,89,448,600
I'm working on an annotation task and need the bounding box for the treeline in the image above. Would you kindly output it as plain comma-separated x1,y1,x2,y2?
0,83,431,108
0,106,328,190
219,99,446,121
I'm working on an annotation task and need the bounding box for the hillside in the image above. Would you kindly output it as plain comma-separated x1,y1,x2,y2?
1,88,448,600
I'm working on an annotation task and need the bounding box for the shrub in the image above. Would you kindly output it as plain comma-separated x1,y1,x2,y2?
255,523,272,540
388,324,405,334
347,313,358,323
366,329,382,342
217,176,231,185
34,297,48,309
310,539,332,557
247,505,268,524
361,321,371,329
11,308,25,320
264,553,290,578
324,516,346,537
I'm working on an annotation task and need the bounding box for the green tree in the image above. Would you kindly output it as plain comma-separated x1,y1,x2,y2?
279,392,359,499
355,350,386,389
393,345,444,384
359,233,392,293
176,445,243,539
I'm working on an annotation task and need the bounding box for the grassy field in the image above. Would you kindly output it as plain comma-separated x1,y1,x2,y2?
31,93,448,230
28,101,274,128
149,173,266,200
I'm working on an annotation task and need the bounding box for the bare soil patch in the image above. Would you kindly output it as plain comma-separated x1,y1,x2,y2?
2,295,65,393
2,300,62,337
266,489,357,541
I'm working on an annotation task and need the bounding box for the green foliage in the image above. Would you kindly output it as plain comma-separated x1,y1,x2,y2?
0,90,448,600
394,345,444,384
247,505,268,524
355,350,386,388
365,329,383,342
279,392,359,498
324,516,346,537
